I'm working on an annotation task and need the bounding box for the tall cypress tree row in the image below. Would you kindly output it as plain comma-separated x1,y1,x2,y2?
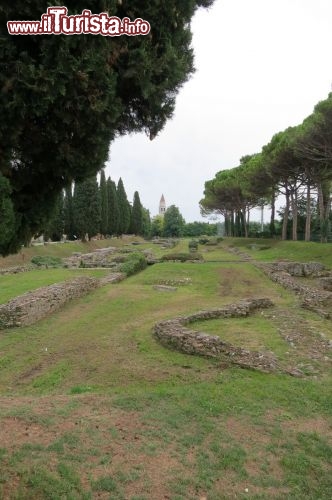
107,177,119,236
116,178,130,235
99,170,108,237
73,175,101,241
131,191,143,235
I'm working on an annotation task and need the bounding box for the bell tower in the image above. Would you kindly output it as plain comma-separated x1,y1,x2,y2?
159,194,166,216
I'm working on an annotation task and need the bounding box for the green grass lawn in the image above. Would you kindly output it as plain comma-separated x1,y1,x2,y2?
0,240,331,499
220,237,332,267
0,268,110,304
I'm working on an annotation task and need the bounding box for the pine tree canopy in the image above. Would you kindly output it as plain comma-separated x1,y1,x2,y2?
0,0,215,254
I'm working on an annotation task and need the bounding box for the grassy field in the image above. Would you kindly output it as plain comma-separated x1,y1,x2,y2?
0,238,331,499
220,237,332,267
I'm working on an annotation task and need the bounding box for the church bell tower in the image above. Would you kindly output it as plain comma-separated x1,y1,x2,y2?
159,194,166,216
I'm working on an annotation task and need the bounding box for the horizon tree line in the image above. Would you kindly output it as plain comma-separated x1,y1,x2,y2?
44,172,217,242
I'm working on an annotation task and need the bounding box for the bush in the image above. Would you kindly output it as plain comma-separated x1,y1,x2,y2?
119,252,147,276
188,240,198,252
161,252,203,262
205,237,218,246
31,255,63,268
198,236,210,245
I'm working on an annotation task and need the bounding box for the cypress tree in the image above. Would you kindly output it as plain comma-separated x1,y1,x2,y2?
44,191,64,241
0,173,15,255
63,185,75,240
131,191,143,235
73,175,101,241
1,0,215,254
107,177,119,236
142,208,152,238
116,178,130,235
99,170,108,237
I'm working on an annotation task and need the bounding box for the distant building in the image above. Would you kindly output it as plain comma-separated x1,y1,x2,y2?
159,194,166,216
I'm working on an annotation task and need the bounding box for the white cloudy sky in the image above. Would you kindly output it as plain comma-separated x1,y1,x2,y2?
105,0,332,222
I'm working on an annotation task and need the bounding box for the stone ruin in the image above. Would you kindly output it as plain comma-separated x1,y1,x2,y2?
63,247,118,268
0,273,125,329
257,262,332,318
266,261,326,277
153,298,284,374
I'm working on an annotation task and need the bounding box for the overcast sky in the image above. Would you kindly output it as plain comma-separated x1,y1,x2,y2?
105,0,332,222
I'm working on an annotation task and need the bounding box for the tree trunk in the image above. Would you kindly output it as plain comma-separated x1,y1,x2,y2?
290,190,298,241
282,187,290,241
305,184,311,242
270,188,276,237
241,209,248,238
246,206,250,237
317,182,330,243
230,211,235,237
224,213,230,237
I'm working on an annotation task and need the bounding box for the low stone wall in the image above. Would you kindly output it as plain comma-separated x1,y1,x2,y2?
0,272,125,329
257,263,332,317
63,247,117,268
0,265,35,276
154,298,281,373
267,261,326,277
99,272,126,285
0,276,100,328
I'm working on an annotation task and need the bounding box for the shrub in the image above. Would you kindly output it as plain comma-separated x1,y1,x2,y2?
119,252,147,276
198,236,210,245
31,256,63,268
188,240,198,252
205,237,218,246
161,252,203,262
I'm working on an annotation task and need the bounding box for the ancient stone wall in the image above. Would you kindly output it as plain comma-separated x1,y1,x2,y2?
0,277,100,328
257,263,332,317
0,265,34,275
0,272,125,329
63,247,117,268
154,298,281,373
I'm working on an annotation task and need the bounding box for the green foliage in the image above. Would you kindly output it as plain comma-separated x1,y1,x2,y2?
0,173,15,255
116,178,130,235
188,240,199,251
201,93,332,243
99,170,108,237
131,191,143,235
31,255,63,268
151,215,164,237
161,252,203,262
183,221,217,237
205,237,218,246
106,177,119,236
163,205,185,237
198,236,210,244
63,186,75,240
0,0,215,255
44,191,64,242
141,208,152,238
73,175,101,241
119,252,147,276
